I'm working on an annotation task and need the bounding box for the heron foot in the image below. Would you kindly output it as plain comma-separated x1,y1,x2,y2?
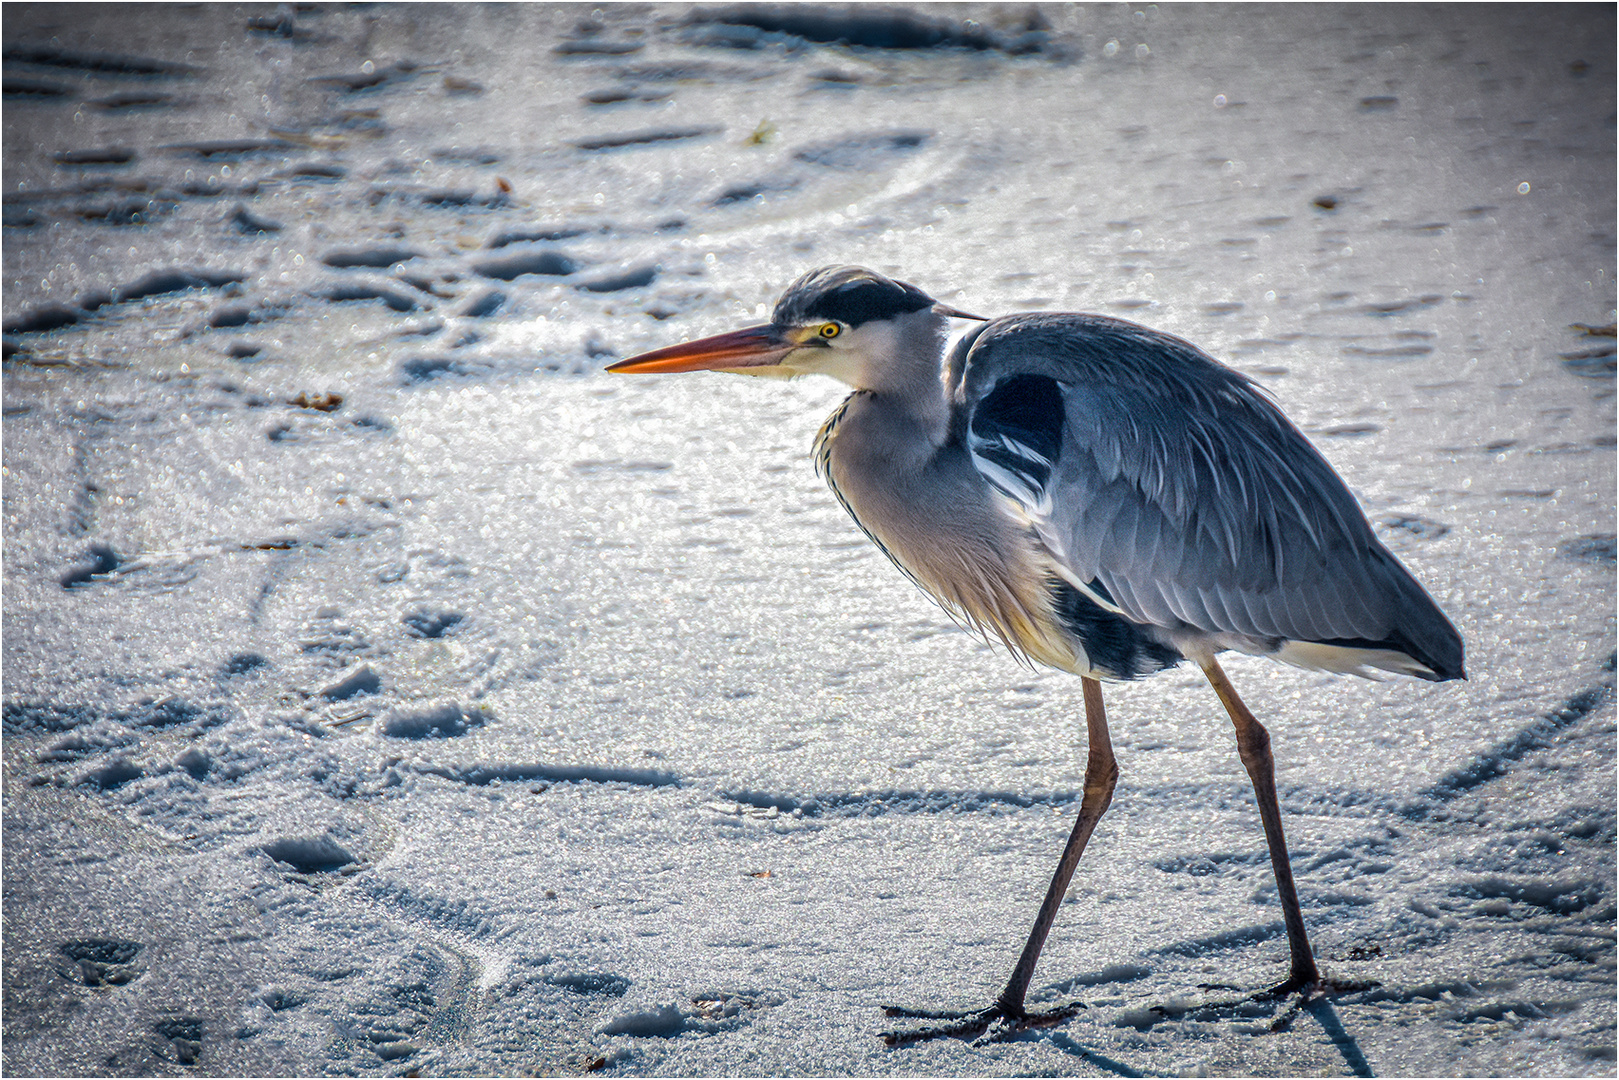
879,1000,1085,1046
1252,974,1380,1033
1255,972,1379,1003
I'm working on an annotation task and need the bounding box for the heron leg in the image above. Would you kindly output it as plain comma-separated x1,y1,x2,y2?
880,676,1115,1045
996,675,1118,1011
1198,656,1321,992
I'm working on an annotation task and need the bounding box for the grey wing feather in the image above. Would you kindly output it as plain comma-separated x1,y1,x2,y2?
955,312,1464,679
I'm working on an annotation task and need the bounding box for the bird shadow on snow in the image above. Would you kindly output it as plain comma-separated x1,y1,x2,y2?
1031,992,1373,1078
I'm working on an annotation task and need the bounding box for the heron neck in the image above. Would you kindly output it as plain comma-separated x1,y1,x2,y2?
815,366,1080,676
853,310,954,448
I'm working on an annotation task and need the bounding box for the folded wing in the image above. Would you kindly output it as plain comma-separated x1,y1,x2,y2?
954,312,1464,681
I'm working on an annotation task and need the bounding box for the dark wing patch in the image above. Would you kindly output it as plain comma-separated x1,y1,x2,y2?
967,373,1064,517
1049,581,1183,680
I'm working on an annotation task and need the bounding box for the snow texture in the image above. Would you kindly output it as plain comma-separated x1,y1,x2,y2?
3,4,1614,1077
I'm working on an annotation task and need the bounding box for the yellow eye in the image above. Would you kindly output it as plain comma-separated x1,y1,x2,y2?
819,323,841,339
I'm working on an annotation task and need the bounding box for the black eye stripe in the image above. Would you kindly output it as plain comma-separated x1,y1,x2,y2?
774,266,935,329
806,279,932,326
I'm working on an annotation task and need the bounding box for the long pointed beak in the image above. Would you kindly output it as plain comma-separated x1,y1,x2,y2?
607,324,797,374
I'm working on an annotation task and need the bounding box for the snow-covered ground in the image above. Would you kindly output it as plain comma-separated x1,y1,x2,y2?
3,4,1614,1076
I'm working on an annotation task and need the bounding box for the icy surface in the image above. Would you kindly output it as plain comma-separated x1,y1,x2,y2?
3,4,1614,1076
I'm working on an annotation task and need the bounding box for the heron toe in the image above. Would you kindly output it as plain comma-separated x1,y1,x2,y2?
879,1000,1086,1046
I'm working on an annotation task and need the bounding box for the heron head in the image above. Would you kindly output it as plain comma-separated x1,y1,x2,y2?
607,265,983,388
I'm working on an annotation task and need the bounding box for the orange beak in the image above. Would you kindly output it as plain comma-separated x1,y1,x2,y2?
607,324,798,374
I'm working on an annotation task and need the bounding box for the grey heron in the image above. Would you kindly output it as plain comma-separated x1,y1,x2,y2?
608,265,1465,1042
